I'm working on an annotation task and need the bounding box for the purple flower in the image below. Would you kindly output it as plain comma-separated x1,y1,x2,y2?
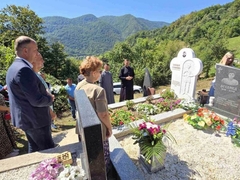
226,122,236,136
158,98,164,102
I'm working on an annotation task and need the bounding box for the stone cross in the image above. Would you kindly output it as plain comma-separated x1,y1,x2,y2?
170,48,203,100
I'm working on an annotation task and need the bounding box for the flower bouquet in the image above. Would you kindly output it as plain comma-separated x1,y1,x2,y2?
226,118,240,147
30,157,86,180
183,107,225,131
131,120,175,172
155,97,181,112
135,103,159,115
110,109,136,126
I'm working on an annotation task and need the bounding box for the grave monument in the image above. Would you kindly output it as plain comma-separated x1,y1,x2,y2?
206,64,240,119
170,48,203,100
143,68,155,96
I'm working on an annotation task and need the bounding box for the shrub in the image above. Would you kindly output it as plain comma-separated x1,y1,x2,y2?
160,89,175,99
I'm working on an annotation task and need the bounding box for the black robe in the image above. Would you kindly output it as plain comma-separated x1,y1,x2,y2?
119,66,135,101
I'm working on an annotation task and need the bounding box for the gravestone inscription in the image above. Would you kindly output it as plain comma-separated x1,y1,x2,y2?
170,48,203,100
206,64,240,118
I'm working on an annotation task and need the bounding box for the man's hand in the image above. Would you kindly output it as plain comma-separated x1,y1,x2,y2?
51,94,55,101
126,76,133,80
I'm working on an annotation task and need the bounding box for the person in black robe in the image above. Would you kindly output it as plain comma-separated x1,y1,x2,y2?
119,59,135,101
100,63,115,104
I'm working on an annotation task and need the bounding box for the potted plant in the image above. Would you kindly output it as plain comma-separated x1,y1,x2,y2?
131,120,175,173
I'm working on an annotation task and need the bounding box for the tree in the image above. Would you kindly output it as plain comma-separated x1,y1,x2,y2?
0,5,44,47
43,42,67,80
0,44,15,84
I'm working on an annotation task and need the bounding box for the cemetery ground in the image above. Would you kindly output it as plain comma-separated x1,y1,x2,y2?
5,77,240,179
14,78,213,156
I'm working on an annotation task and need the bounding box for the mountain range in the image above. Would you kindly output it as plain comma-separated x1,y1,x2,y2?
42,14,169,57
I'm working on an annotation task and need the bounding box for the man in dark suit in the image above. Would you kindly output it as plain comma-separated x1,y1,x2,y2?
119,59,135,101
6,36,55,153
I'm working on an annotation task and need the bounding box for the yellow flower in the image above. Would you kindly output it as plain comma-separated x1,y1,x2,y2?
203,117,212,126
198,121,205,127
191,114,198,120
183,114,190,121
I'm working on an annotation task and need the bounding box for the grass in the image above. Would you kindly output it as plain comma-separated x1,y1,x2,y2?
228,36,240,58
14,78,212,155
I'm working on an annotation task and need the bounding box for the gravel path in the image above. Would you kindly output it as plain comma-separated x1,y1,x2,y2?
119,118,240,180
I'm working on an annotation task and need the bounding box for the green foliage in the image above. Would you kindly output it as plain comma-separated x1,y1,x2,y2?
42,14,168,56
131,121,175,164
51,86,69,117
160,89,175,99
0,45,15,84
0,5,44,47
126,100,134,110
110,109,136,126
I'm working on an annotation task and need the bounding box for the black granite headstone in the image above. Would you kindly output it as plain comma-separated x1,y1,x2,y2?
143,68,152,97
75,90,107,180
206,64,240,119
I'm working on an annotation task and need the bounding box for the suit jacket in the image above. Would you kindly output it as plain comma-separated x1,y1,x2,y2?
6,58,53,131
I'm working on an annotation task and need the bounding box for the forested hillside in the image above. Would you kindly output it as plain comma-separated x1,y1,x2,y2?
42,14,169,57
1,1,240,89
100,0,240,86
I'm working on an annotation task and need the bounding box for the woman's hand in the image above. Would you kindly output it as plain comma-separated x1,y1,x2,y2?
106,128,112,139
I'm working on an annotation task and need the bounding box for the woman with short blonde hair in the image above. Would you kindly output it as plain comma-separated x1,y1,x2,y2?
76,56,112,171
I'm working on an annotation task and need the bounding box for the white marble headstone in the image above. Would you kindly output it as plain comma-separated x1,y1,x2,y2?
170,48,203,100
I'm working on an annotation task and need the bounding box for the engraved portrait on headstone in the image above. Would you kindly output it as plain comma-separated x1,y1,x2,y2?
181,60,194,94
221,69,239,86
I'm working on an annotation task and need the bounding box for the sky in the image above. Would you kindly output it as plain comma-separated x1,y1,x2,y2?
0,0,234,23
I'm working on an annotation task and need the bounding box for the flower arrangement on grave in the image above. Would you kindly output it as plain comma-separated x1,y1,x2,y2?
110,109,136,126
155,97,181,112
160,89,175,99
30,157,62,180
183,107,225,131
226,117,240,147
135,103,159,115
131,120,175,166
152,89,182,112
30,152,86,180
179,99,200,112
126,100,134,110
